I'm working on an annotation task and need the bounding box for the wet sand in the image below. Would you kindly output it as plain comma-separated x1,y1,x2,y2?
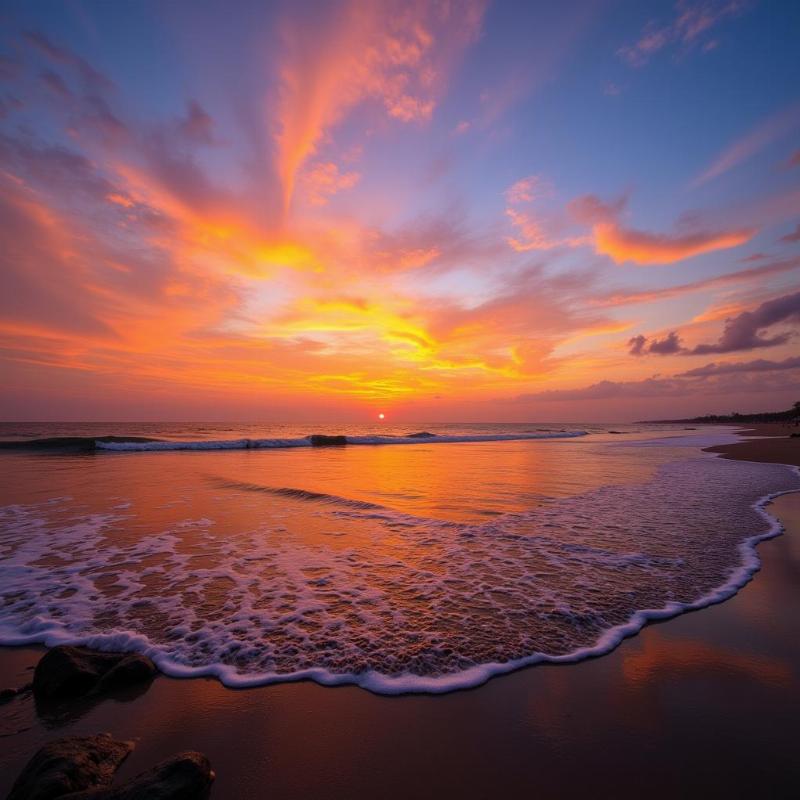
2,429,799,798
706,421,800,466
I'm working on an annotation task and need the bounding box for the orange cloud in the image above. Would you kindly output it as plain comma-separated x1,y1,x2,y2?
506,208,589,252
594,221,756,265
7,21,793,422
273,0,485,212
504,175,588,252
106,192,134,208
301,161,360,206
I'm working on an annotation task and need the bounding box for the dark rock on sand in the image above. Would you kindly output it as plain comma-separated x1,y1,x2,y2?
6,733,133,800
0,682,32,703
405,431,436,438
33,646,156,701
309,434,347,446
68,751,215,799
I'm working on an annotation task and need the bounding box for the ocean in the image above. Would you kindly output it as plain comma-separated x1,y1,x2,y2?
1,422,797,694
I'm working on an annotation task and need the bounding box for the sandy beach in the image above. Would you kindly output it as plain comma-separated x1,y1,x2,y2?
1,426,798,798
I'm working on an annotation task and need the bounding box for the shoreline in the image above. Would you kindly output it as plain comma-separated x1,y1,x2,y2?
2,427,799,797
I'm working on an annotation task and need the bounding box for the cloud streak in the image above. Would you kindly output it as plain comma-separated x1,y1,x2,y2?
273,0,485,211
617,0,748,67
692,101,800,187
520,354,800,404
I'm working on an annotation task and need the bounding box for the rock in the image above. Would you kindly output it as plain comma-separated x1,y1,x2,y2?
405,431,436,438
68,752,215,799
33,646,156,701
0,687,17,703
6,733,133,800
308,434,347,446
0,682,32,703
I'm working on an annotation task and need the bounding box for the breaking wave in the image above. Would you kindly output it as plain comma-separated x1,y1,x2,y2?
210,478,389,511
0,444,797,694
92,430,588,452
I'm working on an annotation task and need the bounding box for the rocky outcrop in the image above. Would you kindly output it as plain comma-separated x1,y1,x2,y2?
405,431,436,438
0,683,31,703
33,646,156,701
7,736,214,800
6,733,133,800
308,434,347,446
69,751,215,799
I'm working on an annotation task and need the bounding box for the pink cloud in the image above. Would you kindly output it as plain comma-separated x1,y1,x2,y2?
504,175,541,205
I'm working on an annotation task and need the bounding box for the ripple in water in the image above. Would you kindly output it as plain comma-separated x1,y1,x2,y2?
0,454,797,693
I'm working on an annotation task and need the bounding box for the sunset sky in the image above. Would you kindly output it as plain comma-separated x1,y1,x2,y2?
1,0,798,421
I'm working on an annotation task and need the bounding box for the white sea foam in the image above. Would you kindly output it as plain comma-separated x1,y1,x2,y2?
0,439,797,694
94,430,588,451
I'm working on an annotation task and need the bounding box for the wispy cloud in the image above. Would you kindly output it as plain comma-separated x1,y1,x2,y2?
591,257,800,308
23,29,114,91
273,0,485,212
301,161,360,206
781,223,800,244
504,176,589,252
692,101,800,187
520,353,800,404
617,0,748,67
678,355,800,377
1,5,797,420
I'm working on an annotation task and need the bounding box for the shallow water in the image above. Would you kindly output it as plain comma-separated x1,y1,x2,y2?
0,423,797,693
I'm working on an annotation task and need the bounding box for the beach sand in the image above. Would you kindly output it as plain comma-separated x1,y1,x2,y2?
2,428,798,798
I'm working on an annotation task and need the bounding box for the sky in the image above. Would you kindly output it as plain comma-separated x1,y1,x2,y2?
0,0,798,422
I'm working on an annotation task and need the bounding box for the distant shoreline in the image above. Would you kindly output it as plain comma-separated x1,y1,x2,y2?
640,405,799,425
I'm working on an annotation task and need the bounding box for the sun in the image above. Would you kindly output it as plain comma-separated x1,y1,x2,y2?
378,412,385,420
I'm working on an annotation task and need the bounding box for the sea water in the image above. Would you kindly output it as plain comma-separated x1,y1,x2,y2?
0,422,796,693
